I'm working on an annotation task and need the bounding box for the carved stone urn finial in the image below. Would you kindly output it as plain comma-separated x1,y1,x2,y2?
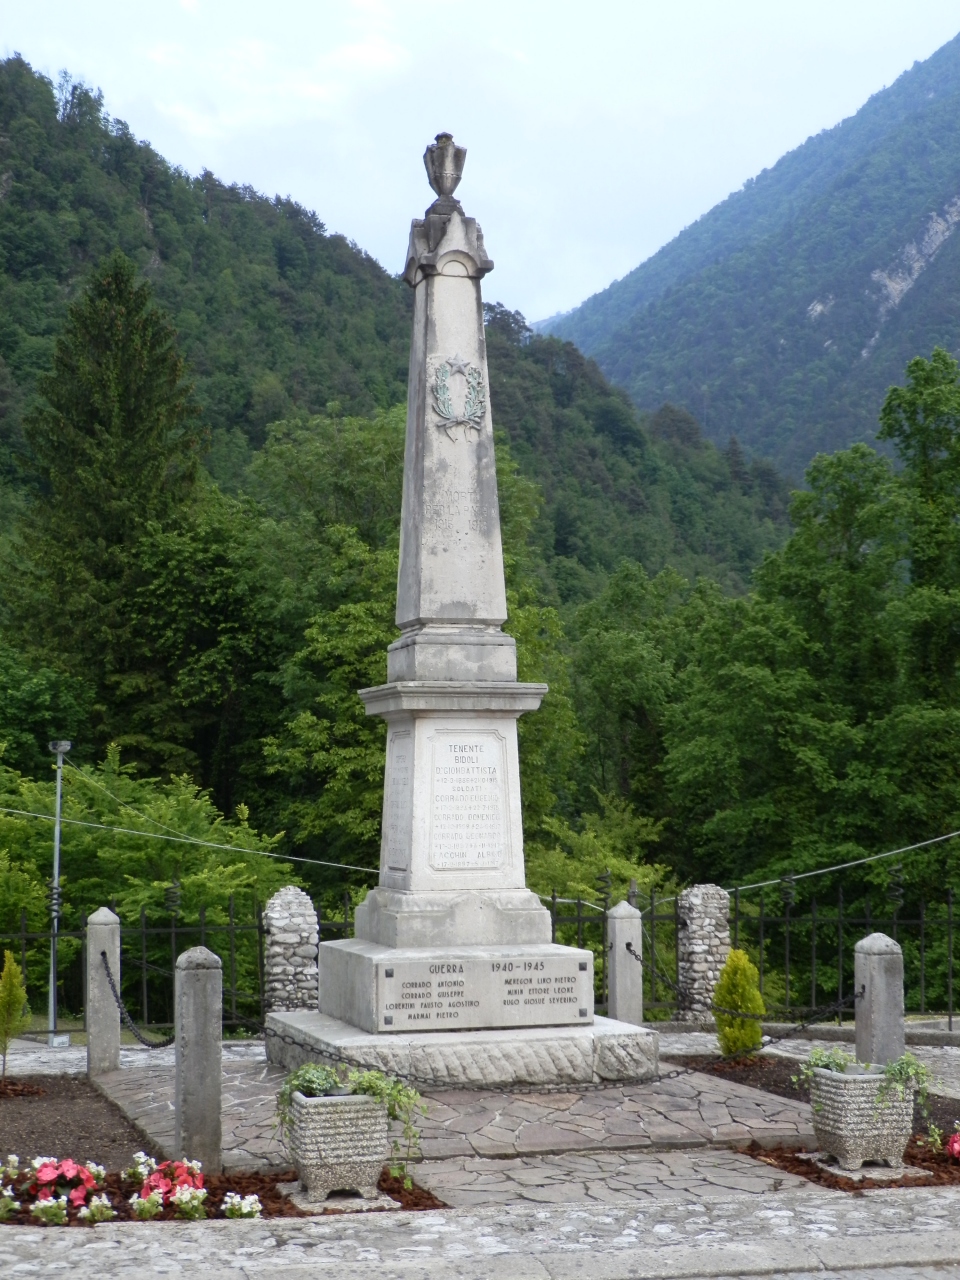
423,132,466,206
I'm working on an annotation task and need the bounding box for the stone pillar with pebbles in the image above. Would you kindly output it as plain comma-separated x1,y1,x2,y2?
677,884,731,1024
263,886,320,1012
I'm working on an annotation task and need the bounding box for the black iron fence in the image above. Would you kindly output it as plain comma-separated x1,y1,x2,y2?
0,891,360,1034
4,878,957,1032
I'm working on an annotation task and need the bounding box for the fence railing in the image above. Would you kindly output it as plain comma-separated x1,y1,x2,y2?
5,879,956,1032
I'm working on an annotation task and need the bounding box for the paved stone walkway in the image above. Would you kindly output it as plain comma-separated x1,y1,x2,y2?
4,1187,960,1278
4,1036,815,1170
416,1147,810,1206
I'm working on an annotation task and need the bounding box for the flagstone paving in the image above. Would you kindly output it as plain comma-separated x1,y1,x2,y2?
4,1187,960,1278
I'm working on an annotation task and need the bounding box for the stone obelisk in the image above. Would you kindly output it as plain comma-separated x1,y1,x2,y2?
268,135,659,1085
317,133,597,1034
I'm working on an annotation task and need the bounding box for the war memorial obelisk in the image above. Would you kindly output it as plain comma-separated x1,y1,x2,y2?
269,135,658,1085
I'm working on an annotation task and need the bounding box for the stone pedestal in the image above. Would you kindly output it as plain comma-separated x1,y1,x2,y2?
607,901,644,1026
263,886,319,1012
86,907,121,1077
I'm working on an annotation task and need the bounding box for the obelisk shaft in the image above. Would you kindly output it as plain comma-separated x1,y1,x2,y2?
387,194,516,682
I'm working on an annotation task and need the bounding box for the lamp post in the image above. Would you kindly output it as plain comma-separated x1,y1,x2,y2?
47,739,71,1047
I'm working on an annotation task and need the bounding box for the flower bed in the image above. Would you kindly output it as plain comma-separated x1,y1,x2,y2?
0,1153,445,1224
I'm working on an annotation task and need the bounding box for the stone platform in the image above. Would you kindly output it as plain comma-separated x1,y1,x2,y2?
264,1009,659,1086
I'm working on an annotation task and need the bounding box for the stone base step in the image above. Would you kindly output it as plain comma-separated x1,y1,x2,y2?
265,1010,659,1087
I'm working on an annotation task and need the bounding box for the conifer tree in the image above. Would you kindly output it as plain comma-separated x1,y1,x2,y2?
8,251,199,689
0,950,30,1078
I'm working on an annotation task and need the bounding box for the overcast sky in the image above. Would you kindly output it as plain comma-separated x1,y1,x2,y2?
6,2,960,321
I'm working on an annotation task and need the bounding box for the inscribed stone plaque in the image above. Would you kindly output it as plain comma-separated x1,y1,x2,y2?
375,951,594,1032
384,730,412,872
429,731,507,871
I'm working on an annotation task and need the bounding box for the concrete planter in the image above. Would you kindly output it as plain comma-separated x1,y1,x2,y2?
289,1091,389,1201
810,1066,914,1171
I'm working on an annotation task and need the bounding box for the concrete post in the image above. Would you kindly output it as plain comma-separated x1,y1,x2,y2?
86,907,121,1077
175,946,222,1171
854,932,905,1066
677,884,731,1024
607,900,644,1025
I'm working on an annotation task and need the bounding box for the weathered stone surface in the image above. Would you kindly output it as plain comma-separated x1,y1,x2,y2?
810,1066,913,1170
319,939,593,1033
677,884,730,1023
607,900,644,1025
86,906,121,1077
264,885,319,1012
855,931,906,1066
289,1091,388,1201
175,945,222,1170
267,1009,658,1086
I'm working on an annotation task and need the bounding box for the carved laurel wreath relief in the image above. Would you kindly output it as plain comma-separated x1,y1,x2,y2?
432,355,485,440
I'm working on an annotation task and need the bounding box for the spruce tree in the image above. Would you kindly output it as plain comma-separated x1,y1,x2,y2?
9,250,199,696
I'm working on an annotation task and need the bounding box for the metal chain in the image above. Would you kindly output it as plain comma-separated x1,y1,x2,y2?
100,951,176,1049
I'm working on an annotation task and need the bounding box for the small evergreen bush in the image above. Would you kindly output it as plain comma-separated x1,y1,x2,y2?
714,948,765,1057
0,950,30,1077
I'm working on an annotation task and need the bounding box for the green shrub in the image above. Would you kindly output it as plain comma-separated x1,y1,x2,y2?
714,949,765,1057
0,950,29,1077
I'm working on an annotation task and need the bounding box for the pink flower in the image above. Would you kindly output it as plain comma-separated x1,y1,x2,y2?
947,1132,960,1160
37,1186,53,1201
68,1184,88,1207
35,1164,59,1184
59,1159,79,1181
78,1167,97,1189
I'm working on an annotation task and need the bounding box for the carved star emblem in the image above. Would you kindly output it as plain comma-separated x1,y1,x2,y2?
447,354,471,376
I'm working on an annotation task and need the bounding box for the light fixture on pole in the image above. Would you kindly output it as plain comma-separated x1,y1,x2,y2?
47,739,71,1048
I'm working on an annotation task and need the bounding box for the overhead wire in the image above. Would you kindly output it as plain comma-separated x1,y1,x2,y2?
0,804,378,875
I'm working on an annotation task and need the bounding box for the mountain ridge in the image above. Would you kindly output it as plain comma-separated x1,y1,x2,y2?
544,31,960,473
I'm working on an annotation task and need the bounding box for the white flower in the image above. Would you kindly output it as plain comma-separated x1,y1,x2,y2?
222,1191,262,1219
31,1156,57,1169
85,1162,106,1182
5,1155,18,1171
78,1194,115,1223
129,1189,163,1220
30,1194,69,1225
181,1158,202,1175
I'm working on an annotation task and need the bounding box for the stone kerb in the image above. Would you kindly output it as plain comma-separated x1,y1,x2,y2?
677,884,730,1024
263,886,319,1012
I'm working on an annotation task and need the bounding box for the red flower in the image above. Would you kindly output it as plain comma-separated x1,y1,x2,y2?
947,1132,960,1160
37,1186,53,1201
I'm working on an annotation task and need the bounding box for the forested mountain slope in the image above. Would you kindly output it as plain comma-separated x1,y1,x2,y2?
543,32,960,475
0,56,790,598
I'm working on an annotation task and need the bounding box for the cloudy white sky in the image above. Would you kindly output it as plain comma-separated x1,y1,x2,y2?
6,2,960,320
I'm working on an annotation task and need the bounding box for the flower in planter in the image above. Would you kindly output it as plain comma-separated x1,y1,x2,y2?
129,1189,163,1220
30,1194,68,1225
78,1194,116,1223
222,1192,262,1219
947,1131,960,1160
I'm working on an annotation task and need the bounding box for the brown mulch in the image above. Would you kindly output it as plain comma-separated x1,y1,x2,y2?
0,1166,443,1224
745,1136,960,1192
0,1080,45,1100
681,1052,960,1135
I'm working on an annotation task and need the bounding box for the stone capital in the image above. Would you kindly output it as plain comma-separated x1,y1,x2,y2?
403,209,493,287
